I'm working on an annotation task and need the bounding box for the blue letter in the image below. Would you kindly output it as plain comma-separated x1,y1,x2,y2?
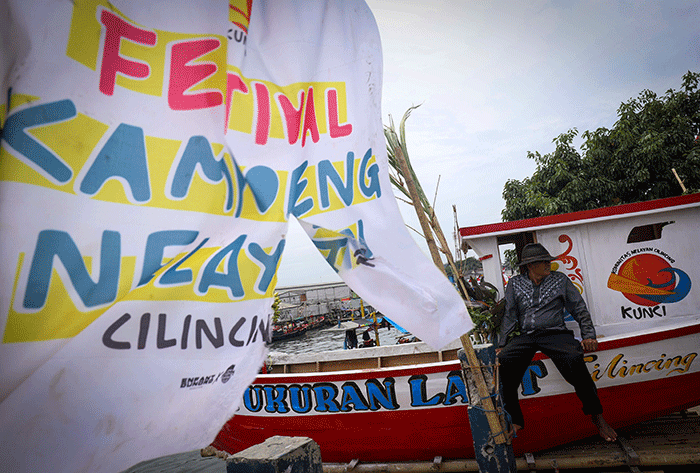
2,99,76,183
159,237,209,286
408,374,444,407
340,382,369,412
198,235,246,299
521,361,548,396
248,239,285,292
359,148,380,198
170,136,234,212
138,230,199,286
289,384,313,413
80,123,151,202
244,166,279,214
243,386,264,412
366,378,399,410
287,161,314,217
263,386,289,413
24,230,120,309
443,371,468,405
318,152,354,208
312,384,340,412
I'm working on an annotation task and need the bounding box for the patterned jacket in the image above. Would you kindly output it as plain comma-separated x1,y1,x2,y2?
498,271,596,347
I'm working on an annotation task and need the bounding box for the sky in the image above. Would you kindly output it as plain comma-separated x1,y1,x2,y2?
275,0,700,287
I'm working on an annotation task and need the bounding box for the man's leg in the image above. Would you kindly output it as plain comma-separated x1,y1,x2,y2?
538,332,617,441
497,335,537,430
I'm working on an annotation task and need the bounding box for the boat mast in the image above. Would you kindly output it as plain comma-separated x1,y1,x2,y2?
386,109,511,462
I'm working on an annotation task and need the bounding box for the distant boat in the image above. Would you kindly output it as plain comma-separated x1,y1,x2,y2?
213,194,700,462
270,323,308,342
271,315,332,342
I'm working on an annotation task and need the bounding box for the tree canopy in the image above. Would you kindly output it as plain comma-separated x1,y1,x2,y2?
444,256,483,279
502,71,700,222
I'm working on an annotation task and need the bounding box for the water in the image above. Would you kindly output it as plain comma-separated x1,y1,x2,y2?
268,324,409,355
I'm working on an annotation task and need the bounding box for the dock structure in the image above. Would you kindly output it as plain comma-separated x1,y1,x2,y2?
125,409,699,472
322,409,700,472
275,282,365,322
323,407,700,473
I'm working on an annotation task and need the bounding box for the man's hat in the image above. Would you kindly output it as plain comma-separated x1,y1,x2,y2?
518,243,555,266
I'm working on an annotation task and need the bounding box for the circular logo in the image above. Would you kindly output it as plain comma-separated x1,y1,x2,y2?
221,364,236,384
608,253,691,306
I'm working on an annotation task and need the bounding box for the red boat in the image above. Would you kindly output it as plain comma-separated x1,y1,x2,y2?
212,194,700,462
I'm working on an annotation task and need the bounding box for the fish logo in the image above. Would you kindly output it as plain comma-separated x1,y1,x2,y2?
607,252,691,306
221,364,236,384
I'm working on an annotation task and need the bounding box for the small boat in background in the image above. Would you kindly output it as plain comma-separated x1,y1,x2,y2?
270,322,308,342
212,194,700,462
271,315,332,342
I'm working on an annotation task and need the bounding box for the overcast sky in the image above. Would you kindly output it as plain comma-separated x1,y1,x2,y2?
275,0,700,287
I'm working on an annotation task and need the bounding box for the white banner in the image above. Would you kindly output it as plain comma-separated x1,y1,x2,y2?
0,1,472,471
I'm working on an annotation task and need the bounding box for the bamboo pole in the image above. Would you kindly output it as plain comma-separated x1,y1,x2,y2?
393,145,445,274
453,205,462,263
672,168,687,193
372,310,380,347
422,192,509,444
391,140,507,446
426,205,470,301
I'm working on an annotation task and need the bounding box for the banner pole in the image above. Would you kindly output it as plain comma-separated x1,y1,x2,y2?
393,146,446,274
390,128,511,452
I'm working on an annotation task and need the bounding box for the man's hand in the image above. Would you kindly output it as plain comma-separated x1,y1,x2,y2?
581,338,598,352
495,348,502,356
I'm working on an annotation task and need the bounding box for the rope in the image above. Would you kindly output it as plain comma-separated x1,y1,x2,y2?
461,359,517,440
463,363,500,369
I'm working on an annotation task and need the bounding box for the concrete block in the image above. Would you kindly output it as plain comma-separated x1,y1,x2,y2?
226,436,322,473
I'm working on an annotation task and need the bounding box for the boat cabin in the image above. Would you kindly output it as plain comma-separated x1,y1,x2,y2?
459,193,700,341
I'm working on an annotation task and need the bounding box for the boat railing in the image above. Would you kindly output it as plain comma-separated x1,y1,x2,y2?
266,339,465,374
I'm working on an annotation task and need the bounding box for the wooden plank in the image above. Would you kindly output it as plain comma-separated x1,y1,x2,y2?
270,349,450,373
440,348,460,361
618,436,640,466
318,358,377,372
526,414,700,469
284,362,317,373
379,352,440,367
128,412,699,473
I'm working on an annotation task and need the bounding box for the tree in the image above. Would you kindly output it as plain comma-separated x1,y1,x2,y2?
457,256,483,274
444,256,482,279
502,71,700,221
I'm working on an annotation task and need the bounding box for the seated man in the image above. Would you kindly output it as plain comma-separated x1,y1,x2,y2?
496,243,617,442
360,328,375,348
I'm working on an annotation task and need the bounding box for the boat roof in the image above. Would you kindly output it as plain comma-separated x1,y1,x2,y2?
460,193,700,238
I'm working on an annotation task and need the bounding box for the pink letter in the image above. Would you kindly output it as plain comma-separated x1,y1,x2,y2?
327,89,352,138
168,39,223,110
226,73,249,133
99,10,156,96
301,87,320,147
277,90,306,145
253,82,271,145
